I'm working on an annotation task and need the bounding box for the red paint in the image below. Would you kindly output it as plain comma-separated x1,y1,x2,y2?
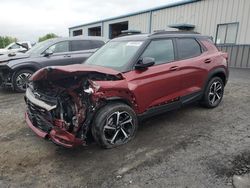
31,64,121,81
25,112,85,148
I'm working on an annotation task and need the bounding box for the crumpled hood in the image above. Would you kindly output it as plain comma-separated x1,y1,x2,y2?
0,53,30,63
31,64,122,81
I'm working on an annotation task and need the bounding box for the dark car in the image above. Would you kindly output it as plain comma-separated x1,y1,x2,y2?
0,37,105,92
24,31,229,148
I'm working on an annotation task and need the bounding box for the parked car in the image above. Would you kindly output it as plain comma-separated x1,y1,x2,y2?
24,31,229,148
0,37,105,92
0,41,33,56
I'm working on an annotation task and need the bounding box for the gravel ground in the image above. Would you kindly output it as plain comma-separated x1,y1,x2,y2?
0,68,249,188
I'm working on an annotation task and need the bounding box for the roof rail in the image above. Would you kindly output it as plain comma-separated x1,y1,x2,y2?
118,30,142,37
151,30,200,36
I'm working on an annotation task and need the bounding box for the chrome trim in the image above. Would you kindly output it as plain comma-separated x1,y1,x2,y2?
26,88,57,111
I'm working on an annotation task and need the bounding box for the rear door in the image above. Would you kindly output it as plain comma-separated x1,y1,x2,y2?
175,38,208,98
124,39,182,113
69,40,104,64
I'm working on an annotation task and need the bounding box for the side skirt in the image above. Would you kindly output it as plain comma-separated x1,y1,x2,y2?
138,91,203,120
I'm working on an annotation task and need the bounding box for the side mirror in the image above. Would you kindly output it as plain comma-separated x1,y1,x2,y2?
135,57,155,70
44,49,53,57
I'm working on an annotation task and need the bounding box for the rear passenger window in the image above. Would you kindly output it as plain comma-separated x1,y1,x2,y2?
91,40,105,49
141,39,174,65
71,40,91,51
177,38,202,59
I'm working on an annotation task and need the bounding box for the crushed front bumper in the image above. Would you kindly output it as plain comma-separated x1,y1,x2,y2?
25,112,84,148
25,88,85,148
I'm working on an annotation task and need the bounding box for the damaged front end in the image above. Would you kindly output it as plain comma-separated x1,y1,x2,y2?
24,65,125,148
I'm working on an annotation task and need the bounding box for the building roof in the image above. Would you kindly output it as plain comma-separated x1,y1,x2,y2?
69,0,201,30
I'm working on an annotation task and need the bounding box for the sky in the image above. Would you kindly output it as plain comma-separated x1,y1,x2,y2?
0,0,182,42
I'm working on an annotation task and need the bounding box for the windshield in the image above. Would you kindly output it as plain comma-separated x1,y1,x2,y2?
85,41,143,71
26,40,53,55
5,43,19,50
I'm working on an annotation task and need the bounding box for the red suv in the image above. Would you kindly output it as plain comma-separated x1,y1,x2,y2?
24,31,229,148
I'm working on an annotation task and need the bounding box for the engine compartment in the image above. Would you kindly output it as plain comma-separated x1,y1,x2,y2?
25,72,123,145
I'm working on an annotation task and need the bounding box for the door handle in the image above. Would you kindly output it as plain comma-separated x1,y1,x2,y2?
204,59,212,64
169,66,180,71
64,55,71,58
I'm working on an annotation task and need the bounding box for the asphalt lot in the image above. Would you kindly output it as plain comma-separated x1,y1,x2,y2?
0,68,250,188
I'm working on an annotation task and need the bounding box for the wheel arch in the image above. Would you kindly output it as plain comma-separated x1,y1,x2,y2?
12,65,38,74
104,97,135,109
205,68,227,88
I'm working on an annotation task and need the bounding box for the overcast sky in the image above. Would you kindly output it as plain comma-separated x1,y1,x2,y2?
0,0,182,42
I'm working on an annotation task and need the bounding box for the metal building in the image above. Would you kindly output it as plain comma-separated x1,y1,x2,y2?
69,0,250,68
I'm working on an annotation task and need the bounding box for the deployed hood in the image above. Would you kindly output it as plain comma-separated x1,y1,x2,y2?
31,64,122,81
0,53,30,63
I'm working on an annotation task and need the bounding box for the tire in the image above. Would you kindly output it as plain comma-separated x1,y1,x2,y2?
91,103,138,149
201,77,224,108
12,69,34,93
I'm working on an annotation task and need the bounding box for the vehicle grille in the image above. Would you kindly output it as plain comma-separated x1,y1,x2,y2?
26,99,53,133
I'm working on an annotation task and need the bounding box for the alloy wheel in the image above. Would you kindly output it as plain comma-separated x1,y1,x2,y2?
208,81,223,105
15,72,32,91
103,111,135,145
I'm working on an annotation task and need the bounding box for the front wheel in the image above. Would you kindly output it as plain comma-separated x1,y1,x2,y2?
201,77,224,108
91,103,138,149
12,69,34,93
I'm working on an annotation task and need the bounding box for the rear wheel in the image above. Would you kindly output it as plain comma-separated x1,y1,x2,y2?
91,103,138,149
13,69,34,92
201,77,224,108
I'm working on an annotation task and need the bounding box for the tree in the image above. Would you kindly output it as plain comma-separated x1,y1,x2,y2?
38,33,58,42
0,36,17,48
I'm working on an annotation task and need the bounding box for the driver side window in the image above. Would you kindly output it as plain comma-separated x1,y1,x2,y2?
141,39,174,65
47,41,69,53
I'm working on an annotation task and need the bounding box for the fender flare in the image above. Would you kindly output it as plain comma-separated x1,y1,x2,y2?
202,67,228,92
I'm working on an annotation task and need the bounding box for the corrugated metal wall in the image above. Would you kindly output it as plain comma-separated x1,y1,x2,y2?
69,0,250,68
151,0,250,44
70,0,250,44
217,45,250,68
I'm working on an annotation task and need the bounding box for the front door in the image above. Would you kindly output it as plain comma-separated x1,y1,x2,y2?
124,39,182,113
38,41,73,67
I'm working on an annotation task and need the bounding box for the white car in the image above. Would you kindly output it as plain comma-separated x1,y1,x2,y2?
0,41,33,56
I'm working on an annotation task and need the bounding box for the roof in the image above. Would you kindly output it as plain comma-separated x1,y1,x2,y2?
112,31,209,41
69,0,201,30
46,36,106,42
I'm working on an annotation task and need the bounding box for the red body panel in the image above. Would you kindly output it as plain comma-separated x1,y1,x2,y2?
31,64,121,81
123,62,181,113
25,112,84,148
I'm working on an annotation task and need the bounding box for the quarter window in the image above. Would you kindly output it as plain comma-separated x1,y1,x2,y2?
177,38,202,59
141,39,174,65
48,41,69,53
216,23,238,44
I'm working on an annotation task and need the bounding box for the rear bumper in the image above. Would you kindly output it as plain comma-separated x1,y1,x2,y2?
25,112,85,148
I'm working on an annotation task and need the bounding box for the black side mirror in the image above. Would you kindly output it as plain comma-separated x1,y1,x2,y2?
44,49,53,57
135,57,155,70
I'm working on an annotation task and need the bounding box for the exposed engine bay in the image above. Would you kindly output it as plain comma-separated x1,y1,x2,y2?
25,70,123,147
